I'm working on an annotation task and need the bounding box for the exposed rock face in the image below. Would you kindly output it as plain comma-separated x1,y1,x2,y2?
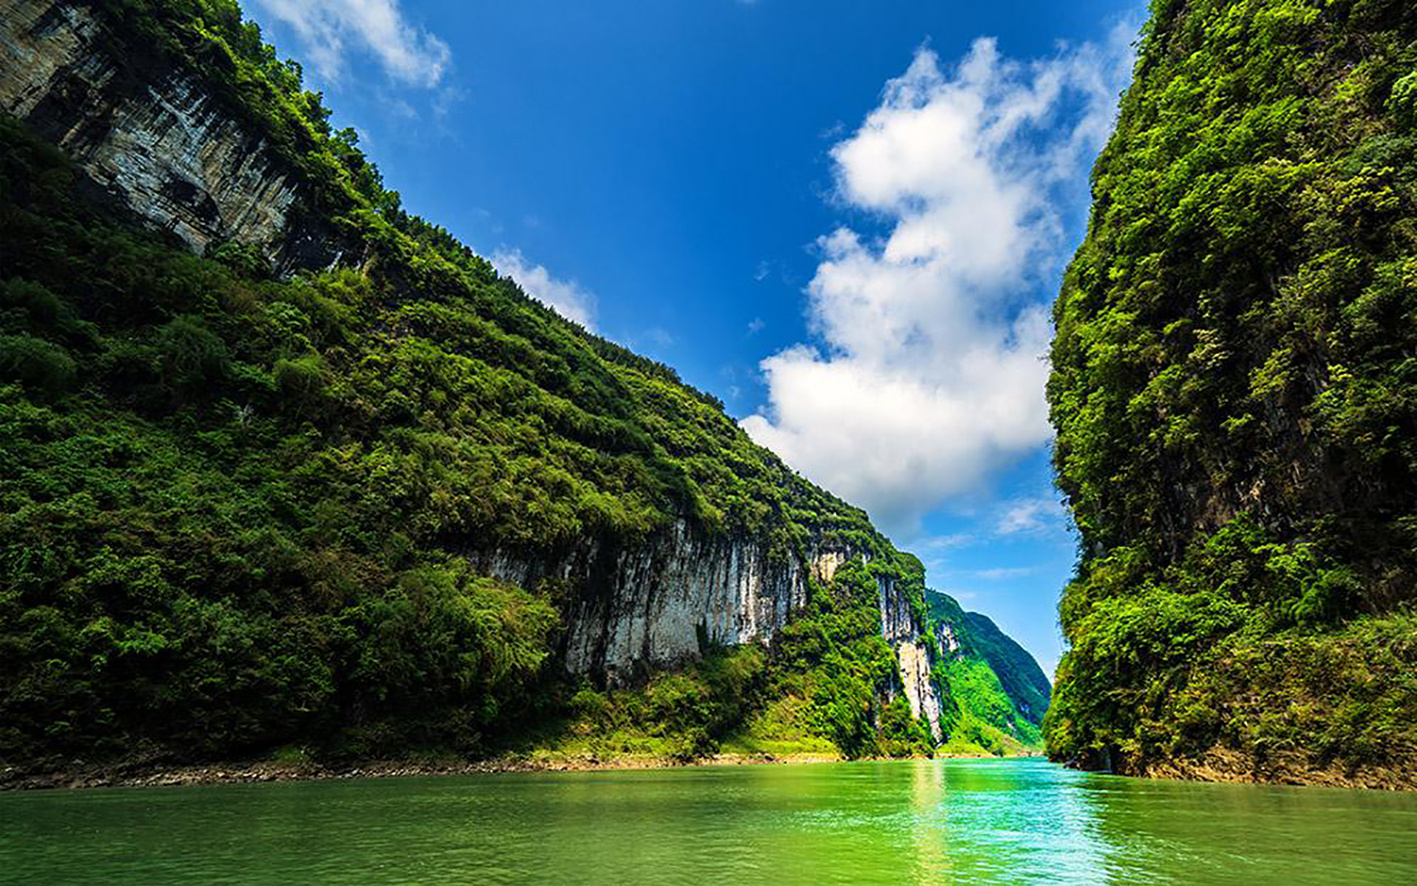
479,521,944,740
878,573,945,741
0,0,343,272
936,621,960,657
476,520,836,677
895,641,944,742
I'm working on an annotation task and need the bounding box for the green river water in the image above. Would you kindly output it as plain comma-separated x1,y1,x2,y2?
3,758,1415,884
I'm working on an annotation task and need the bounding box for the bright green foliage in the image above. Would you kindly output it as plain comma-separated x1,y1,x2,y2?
771,557,936,759
0,2,942,768
962,612,1051,726
1047,0,1417,777
923,592,1047,754
940,660,1041,749
541,645,771,762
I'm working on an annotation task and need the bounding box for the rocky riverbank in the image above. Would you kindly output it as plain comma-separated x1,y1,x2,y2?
1,750,1039,791
1126,747,1417,793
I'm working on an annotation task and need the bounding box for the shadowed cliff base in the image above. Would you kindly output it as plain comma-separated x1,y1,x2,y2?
2,748,1052,792
1055,614,1417,791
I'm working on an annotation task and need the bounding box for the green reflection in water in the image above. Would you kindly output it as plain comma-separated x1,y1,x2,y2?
2,759,1415,884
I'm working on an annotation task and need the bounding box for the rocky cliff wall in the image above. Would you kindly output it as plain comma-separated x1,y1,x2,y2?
0,0,343,272
473,519,831,679
894,640,943,742
477,521,943,740
879,573,944,741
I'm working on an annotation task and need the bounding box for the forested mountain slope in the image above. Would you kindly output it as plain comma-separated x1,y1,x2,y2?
1047,0,1417,788
961,612,1051,726
924,592,1049,755
0,0,1044,774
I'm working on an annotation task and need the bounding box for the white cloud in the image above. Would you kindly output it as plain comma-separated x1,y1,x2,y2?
251,0,451,87
492,250,597,330
919,532,975,551
971,566,1038,580
432,85,468,120
996,496,1066,536
742,26,1135,535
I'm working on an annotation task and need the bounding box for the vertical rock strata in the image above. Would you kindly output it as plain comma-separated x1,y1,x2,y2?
880,575,945,741
0,0,329,271
473,520,827,678
474,521,945,744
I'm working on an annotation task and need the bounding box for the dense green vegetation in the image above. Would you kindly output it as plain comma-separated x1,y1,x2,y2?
1047,0,1417,782
0,111,899,766
963,612,1051,726
923,592,1046,755
0,0,1053,770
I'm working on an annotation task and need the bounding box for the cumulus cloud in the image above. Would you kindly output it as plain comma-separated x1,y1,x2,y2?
492,250,597,330
741,26,1135,534
251,0,451,87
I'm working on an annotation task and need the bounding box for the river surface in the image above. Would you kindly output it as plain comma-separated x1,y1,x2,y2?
3,758,1416,884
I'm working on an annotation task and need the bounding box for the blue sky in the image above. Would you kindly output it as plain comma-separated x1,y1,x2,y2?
245,0,1144,676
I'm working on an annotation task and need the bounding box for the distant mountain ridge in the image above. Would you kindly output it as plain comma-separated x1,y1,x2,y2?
962,612,1051,725
924,591,1050,754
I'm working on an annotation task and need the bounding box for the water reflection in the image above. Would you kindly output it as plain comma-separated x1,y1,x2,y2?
1,760,1414,884
908,756,948,883
924,759,1113,883
1083,771,1417,885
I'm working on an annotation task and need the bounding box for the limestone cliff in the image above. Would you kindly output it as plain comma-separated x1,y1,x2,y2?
475,521,835,677
475,523,945,740
879,573,945,742
0,0,348,272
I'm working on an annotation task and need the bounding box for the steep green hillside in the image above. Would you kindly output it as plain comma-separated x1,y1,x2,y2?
0,124,914,769
0,0,1046,773
962,612,1051,726
924,592,1047,754
1047,0,1417,786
